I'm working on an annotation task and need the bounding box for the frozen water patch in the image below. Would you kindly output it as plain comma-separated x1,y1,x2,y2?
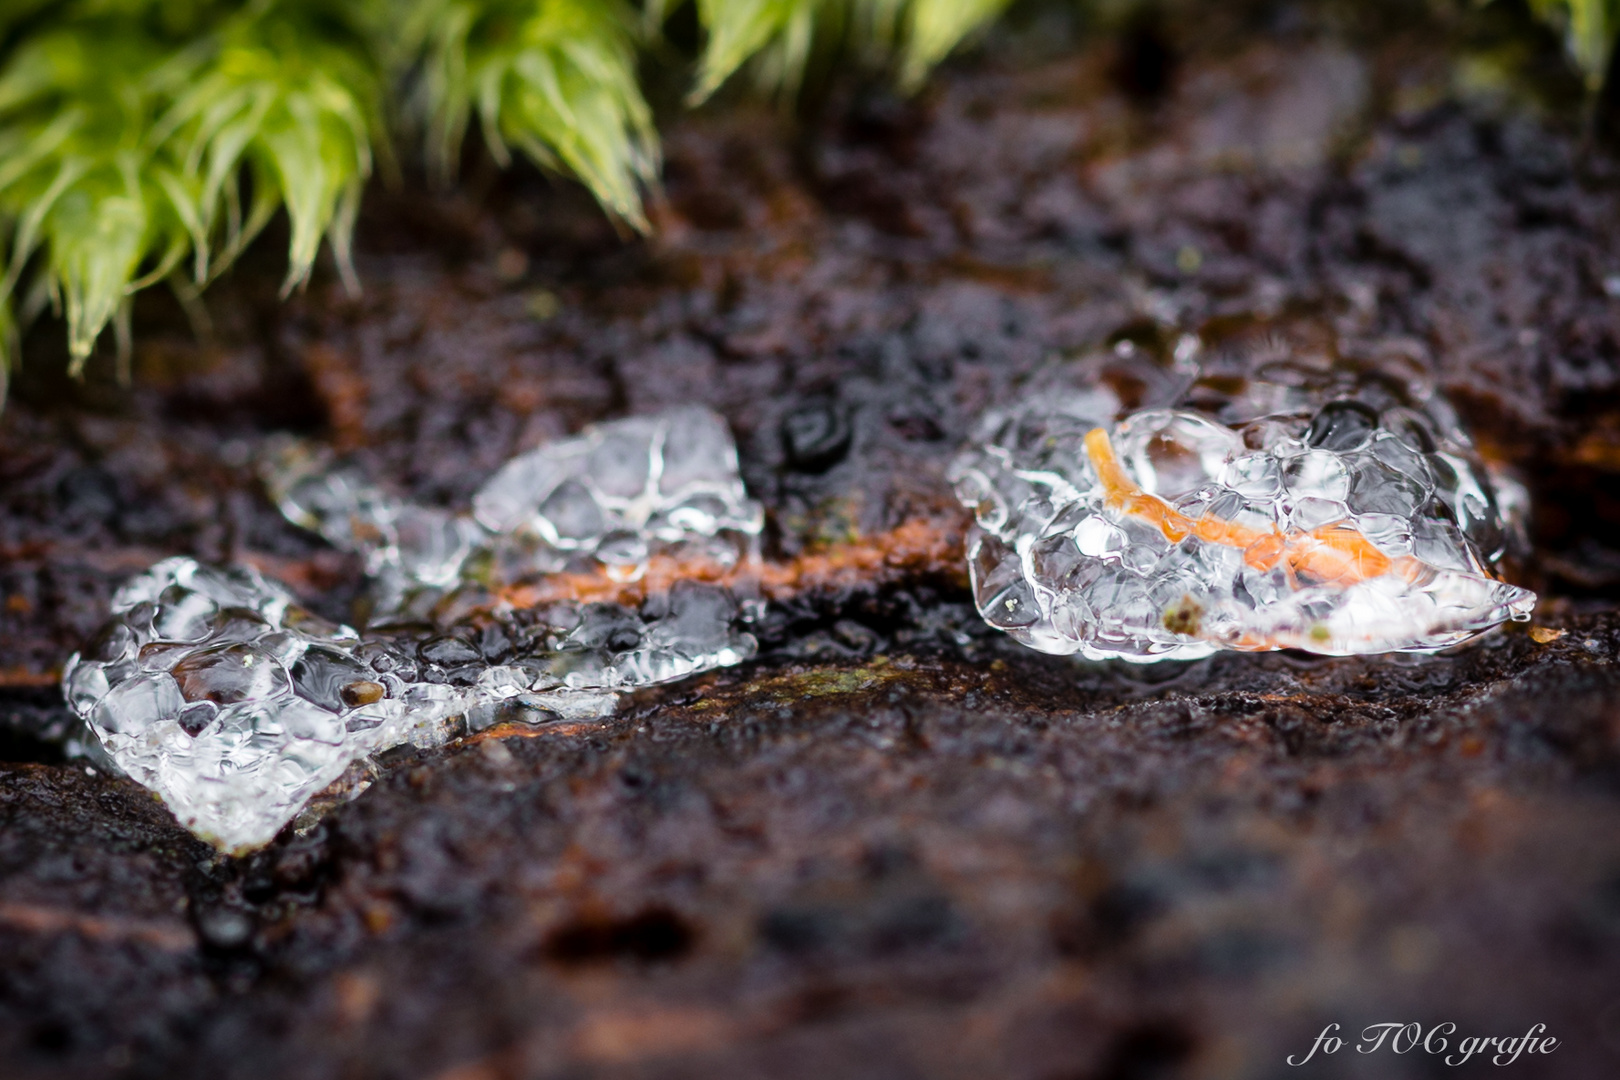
264,406,762,620
64,409,763,852
950,360,1535,661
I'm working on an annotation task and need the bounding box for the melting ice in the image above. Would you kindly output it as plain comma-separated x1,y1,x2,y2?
264,405,762,620
949,358,1536,661
63,409,763,851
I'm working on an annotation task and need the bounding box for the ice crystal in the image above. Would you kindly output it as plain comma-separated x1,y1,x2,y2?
950,358,1535,661
64,409,763,851
265,406,761,619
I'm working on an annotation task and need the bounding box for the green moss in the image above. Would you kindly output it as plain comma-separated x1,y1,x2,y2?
0,0,1013,398
770,666,891,699
678,661,897,712
0,0,1607,400
688,0,1008,101
0,1,382,384
400,0,656,227
1530,0,1620,87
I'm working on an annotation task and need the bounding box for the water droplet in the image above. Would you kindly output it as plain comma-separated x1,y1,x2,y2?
64,660,110,713
291,646,375,712
152,587,219,642
538,479,607,544
418,635,480,666
92,674,184,737
83,621,135,664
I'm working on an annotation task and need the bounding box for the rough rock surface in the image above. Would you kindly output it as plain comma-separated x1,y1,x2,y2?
3,3,1620,1077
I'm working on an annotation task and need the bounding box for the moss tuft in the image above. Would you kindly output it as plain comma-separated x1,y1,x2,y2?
0,0,1010,386
1530,0,1620,88
1,1,1610,389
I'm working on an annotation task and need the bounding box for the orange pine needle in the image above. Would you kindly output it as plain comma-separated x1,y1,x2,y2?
1082,427,1408,587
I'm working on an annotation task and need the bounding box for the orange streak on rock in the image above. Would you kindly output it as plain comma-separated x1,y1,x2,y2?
570,1005,739,1065
496,518,964,610
464,721,606,743
303,343,370,453
1286,524,1394,585
0,902,194,951
0,666,60,688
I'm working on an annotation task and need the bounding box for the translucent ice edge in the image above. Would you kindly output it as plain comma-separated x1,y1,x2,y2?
263,404,764,619
62,558,758,851
64,408,767,852
951,404,1536,662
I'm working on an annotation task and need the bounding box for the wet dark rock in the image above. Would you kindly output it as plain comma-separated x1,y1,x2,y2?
1,1,1620,1077
290,645,375,712
781,400,854,473
476,622,511,661
55,467,120,529
1307,400,1381,450
172,644,289,705
417,635,480,666
354,640,409,674
195,908,253,950
541,907,697,966
1114,12,1179,103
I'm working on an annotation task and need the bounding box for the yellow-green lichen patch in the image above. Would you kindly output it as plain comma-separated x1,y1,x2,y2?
1162,595,1205,638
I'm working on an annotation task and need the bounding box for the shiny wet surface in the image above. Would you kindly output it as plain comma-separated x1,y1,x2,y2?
3,3,1620,1077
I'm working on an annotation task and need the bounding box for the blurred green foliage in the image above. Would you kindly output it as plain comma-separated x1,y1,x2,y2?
0,0,1608,402
1530,0,1620,87
0,0,1010,399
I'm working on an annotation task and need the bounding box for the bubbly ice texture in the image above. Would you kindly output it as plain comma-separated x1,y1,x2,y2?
949,360,1535,661
264,406,762,619
64,409,764,851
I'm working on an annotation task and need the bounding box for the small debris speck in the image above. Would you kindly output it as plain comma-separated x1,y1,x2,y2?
526,289,560,320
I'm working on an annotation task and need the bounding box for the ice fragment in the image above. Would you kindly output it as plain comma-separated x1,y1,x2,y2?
951,358,1534,660
66,409,764,851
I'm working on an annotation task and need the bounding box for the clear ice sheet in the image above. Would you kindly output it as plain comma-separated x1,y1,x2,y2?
64,409,764,852
949,358,1536,662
